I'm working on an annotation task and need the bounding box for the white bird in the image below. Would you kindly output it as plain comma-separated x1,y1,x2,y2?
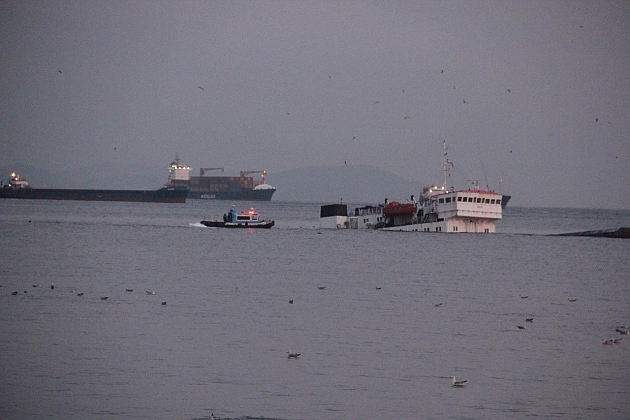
450,376,467,387
146,290,156,295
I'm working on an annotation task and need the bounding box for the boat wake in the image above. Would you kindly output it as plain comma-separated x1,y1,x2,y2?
189,222,212,228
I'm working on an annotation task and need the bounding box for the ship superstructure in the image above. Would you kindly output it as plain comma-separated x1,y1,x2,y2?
381,142,502,233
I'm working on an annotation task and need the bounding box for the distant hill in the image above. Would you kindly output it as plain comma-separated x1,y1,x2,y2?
266,165,423,203
0,163,165,189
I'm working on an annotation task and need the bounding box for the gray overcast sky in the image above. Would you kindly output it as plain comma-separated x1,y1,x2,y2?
1,1,629,208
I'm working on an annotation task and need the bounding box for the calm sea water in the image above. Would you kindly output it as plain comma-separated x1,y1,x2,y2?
1,200,629,420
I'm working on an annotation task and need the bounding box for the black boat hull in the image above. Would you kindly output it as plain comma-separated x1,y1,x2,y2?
200,220,275,229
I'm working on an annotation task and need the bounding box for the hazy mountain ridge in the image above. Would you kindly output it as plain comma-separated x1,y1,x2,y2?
1,162,424,203
0,163,166,190
267,165,423,203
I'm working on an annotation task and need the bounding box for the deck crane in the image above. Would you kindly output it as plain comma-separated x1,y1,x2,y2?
240,170,267,183
199,167,224,176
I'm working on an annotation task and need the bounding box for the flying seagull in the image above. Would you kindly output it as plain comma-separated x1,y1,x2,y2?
197,86,204,91
450,376,467,387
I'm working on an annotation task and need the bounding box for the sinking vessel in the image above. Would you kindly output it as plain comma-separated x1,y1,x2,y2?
200,207,275,229
320,142,504,233
381,142,502,233
167,155,276,201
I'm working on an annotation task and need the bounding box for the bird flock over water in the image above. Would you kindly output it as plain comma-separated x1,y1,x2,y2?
6,283,168,306
5,281,627,394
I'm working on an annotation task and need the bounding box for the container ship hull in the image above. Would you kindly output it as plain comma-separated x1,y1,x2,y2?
187,188,275,201
0,187,189,203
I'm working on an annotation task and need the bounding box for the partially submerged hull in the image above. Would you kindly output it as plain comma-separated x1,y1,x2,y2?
555,227,630,239
0,187,189,203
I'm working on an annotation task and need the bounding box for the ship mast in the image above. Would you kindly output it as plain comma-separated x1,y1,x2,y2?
442,141,454,192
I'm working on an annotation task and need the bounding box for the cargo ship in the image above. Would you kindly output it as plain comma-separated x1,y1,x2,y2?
0,171,189,203
166,155,276,201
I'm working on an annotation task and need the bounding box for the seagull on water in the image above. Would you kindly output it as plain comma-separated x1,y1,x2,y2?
287,352,301,359
125,288,133,292
520,295,528,299
146,290,156,295
568,298,577,302
450,376,467,387
517,325,526,330
318,286,326,290
616,328,629,335
434,302,443,307
525,317,534,322
100,296,108,300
